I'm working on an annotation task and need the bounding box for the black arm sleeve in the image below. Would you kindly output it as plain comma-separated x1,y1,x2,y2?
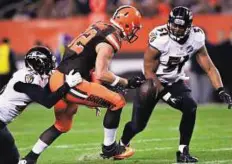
14,82,70,108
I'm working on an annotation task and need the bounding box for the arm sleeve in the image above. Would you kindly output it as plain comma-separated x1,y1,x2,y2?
14,82,70,108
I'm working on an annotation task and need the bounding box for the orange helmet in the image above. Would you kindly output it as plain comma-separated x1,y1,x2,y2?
110,5,142,43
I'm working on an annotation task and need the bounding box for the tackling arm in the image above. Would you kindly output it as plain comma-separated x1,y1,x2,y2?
14,82,70,108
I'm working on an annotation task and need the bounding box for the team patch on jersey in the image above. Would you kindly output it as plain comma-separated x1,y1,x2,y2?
25,74,34,83
187,45,194,53
149,32,157,43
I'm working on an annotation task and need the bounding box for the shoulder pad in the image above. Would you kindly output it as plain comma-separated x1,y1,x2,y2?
94,22,122,52
149,25,169,52
191,26,205,43
191,26,205,49
15,68,40,84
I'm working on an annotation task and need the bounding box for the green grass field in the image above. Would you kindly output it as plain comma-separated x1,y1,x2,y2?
9,103,232,164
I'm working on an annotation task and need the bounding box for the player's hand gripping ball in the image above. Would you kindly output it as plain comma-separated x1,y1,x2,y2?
139,79,159,100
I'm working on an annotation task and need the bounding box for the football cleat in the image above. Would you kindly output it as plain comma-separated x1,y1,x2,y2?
18,159,37,164
176,146,198,163
100,141,134,160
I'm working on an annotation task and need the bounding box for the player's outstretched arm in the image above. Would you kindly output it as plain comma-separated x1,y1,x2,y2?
14,70,82,108
95,42,143,89
196,45,232,108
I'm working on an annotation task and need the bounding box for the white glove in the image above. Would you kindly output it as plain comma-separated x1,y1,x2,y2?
65,69,82,87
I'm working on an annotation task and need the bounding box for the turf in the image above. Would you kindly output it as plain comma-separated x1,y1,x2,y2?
9,103,232,164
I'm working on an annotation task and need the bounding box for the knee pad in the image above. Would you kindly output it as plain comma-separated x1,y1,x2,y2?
103,109,122,129
181,96,197,114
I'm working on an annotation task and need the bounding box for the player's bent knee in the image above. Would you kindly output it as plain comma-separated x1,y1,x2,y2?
55,100,68,111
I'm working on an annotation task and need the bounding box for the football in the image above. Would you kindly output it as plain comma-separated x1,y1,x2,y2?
139,79,159,100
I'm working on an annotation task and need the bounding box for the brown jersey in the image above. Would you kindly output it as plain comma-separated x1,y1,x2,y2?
57,21,122,80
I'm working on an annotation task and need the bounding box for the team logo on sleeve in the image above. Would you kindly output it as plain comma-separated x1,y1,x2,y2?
149,32,157,43
25,74,34,83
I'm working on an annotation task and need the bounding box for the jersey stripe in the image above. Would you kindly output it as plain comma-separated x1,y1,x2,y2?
70,88,88,99
106,34,121,51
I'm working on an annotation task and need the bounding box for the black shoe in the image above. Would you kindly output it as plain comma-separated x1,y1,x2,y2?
18,158,37,164
176,146,198,163
100,141,134,160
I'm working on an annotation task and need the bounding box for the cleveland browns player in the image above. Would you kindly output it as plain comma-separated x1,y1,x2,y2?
19,5,144,164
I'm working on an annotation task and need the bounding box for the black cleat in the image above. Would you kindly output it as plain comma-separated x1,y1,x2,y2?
18,158,37,164
176,146,198,163
100,141,134,160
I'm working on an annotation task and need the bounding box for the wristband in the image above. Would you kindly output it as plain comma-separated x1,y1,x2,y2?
110,75,120,86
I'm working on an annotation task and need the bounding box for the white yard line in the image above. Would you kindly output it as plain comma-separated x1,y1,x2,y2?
19,136,232,151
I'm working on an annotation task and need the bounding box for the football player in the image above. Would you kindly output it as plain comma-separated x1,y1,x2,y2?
118,6,232,163
0,46,82,164
19,5,144,164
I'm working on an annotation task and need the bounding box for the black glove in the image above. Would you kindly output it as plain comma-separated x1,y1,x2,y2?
160,91,182,109
127,76,146,89
217,87,232,109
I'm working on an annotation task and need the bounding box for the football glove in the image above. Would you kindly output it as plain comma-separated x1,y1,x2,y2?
65,69,82,87
127,76,145,89
102,82,127,95
217,87,232,109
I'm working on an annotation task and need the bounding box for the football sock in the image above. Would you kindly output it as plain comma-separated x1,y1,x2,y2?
119,139,129,146
32,139,48,154
121,122,135,146
103,128,117,146
179,112,196,145
25,151,39,161
40,125,62,145
179,145,187,153
25,125,62,160
25,139,48,160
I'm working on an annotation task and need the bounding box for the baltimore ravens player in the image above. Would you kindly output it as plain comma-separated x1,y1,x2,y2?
119,6,232,163
0,46,82,164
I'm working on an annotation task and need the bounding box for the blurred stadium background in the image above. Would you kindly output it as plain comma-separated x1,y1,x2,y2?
0,0,232,163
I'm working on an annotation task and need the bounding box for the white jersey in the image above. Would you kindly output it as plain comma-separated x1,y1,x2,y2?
149,24,205,83
0,68,48,123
